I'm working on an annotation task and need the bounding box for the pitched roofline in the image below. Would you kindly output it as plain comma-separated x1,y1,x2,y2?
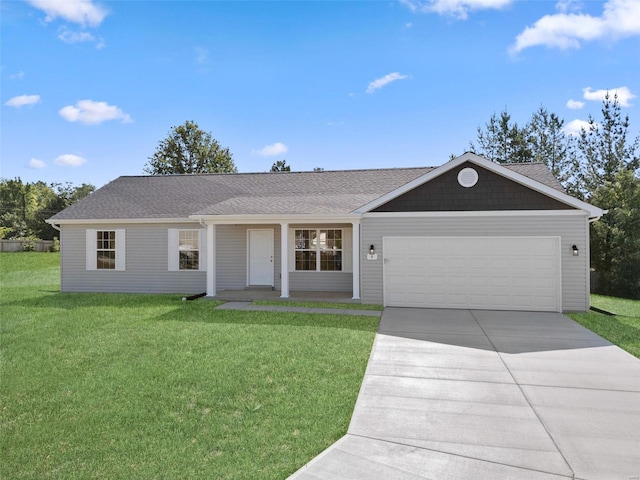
354,152,606,218
46,217,197,225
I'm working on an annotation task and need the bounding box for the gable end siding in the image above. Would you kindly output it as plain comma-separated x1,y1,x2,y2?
373,162,573,212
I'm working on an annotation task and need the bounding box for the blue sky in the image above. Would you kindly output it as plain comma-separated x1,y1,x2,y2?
2,0,639,188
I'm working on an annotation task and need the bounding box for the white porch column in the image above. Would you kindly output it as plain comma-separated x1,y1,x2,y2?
280,223,289,298
206,223,216,297
352,220,361,300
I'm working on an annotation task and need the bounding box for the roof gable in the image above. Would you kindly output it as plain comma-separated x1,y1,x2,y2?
356,153,605,218
372,161,573,212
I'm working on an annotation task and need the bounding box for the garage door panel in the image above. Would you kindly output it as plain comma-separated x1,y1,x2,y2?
383,236,561,312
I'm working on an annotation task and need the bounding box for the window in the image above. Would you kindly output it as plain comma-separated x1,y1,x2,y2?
97,230,116,269
168,229,204,271
179,230,200,270
295,229,342,271
86,229,125,271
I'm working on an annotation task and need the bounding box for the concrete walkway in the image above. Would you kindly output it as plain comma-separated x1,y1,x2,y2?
289,308,640,480
215,301,382,317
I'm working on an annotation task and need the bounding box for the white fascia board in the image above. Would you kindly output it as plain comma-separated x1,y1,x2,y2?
354,152,605,218
45,217,196,225
189,214,361,225
364,210,589,218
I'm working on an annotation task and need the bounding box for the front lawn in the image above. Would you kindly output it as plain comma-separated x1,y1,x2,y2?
567,294,640,359
0,253,378,479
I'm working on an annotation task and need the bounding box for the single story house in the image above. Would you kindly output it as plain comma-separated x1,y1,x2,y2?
47,153,605,312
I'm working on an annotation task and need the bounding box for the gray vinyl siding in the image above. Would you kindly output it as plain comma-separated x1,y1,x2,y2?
289,272,352,292
216,225,281,291
360,213,590,311
60,223,206,294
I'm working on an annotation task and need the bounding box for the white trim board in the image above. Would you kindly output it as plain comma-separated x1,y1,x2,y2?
364,210,589,218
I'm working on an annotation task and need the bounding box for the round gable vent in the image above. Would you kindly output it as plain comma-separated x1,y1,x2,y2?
457,167,478,188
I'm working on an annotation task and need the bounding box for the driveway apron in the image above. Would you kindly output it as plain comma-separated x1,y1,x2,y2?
289,308,640,480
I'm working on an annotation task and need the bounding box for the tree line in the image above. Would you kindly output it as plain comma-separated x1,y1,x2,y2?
0,180,94,241
470,94,639,299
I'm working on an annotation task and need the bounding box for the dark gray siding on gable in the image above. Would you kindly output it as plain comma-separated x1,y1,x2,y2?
373,162,573,212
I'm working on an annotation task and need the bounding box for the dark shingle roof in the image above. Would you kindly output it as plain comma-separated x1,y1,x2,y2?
48,163,565,221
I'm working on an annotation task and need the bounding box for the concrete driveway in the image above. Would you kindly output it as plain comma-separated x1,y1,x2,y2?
289,308,640,480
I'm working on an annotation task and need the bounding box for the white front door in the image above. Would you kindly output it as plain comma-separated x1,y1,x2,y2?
248,229,274,286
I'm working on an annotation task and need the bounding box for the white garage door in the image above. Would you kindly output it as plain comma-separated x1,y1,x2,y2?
383,236,561,312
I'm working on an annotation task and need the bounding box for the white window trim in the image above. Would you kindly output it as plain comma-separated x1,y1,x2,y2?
292,228,345,272
86,229,125,271
168,228,206,271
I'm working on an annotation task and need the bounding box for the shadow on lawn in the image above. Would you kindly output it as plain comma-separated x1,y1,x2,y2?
6,292,379,333
154,305,380,332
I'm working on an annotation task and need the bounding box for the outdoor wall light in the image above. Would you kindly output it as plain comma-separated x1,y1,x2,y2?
572,245,579,256
369,245,375,255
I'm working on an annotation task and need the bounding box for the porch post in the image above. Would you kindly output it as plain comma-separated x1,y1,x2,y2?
352,220,360,300
206,223,216,297
280,222,289,298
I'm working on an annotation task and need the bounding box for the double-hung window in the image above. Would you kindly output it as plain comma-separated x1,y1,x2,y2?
178,230,199,270
168,229,204,271
86,229,125,271
97,230,116,269
295,229,342,271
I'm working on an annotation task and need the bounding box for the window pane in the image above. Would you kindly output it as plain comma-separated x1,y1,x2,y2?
97,251,116,269
180,251,199,270
179,230,199,250
320,251,342,271
295,250,316,270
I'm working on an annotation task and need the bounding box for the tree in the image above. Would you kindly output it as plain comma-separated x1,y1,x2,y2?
0,178,95,240
573,93,640,298
470,109,532,164
144,120,236,175
589,168,640,298
574,93,640,198
527,106,578,194
270,160,291,172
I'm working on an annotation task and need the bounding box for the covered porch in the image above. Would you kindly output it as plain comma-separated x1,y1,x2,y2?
214,288,361,304
193,216,362,301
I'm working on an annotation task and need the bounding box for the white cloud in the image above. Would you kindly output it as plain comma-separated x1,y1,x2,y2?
57,27,105,48
583,86,636,107
565,119,593,136
400,0,511,20
253,142,288,157
405,22,413,28
54,154,87,166
511,0,640,53
59,100,132,124
28,158,46,169
9,71,25,80
5,94,41,108
566,99,585,109
26,0,108,27
366,72,410,94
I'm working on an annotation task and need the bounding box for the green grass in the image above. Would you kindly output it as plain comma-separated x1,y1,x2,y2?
567,294,640,359
253,300,383,311
0,252,378,480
